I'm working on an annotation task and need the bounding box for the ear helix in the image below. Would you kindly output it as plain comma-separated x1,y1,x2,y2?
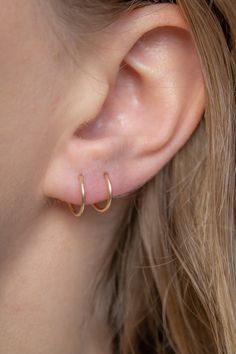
67,173,113,217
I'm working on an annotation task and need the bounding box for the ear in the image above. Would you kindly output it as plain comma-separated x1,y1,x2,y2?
43,3,205,208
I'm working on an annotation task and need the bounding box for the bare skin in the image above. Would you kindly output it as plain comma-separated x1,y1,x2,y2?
0,1,205,353
0,2,128,352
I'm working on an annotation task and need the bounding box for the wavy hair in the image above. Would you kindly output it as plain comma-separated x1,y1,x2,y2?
58,1,236,353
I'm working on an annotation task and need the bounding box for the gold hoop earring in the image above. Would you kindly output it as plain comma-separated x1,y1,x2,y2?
67,174,86,217
92,173,113,213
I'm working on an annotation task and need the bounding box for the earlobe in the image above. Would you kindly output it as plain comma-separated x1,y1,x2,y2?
67,172,113,217
43,4,205,210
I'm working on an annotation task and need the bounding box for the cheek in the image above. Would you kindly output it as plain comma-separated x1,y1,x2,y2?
0,1,68,232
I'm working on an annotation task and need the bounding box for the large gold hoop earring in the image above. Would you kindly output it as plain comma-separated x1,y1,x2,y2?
67,174,86,217
92,173,113,213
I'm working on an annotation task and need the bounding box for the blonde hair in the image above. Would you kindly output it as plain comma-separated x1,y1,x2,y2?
61,0,236,353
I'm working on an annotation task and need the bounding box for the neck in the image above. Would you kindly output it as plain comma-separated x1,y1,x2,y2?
0,196,130,353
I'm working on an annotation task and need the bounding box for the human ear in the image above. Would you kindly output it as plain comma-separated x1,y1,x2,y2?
42,4,205,209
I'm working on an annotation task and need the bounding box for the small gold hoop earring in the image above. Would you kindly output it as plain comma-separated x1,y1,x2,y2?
92,173,113,213
67,174,86,217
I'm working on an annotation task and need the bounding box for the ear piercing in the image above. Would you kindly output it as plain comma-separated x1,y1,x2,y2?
67,175,86,217
67,173,113,217
92,173,113,213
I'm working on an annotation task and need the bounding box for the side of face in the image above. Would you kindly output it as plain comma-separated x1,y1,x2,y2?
0,1,205,235
0,1,89,233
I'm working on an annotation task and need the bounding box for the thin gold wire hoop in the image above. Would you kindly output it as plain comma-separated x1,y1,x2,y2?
67,174,86,217
92,173,113,213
